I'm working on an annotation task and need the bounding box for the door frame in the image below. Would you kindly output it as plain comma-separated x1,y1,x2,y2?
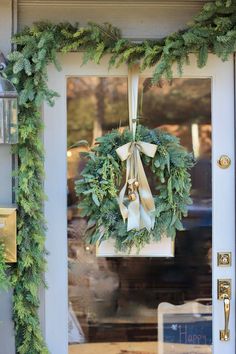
42,53,235,354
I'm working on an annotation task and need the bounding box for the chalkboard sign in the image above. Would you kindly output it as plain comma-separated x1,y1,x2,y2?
163,313,212,345
158,302,212,354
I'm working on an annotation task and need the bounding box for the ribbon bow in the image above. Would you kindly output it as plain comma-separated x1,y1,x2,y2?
116,140,157,231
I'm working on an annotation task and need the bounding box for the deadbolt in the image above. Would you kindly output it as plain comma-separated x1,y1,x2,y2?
217,252,232,267
217,155,231,169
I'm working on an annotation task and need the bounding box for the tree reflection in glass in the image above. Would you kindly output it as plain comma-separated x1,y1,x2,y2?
67,77,212,353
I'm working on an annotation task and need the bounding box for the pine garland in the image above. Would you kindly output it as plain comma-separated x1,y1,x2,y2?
0,0,234,352
0,243,9,291
10,107,48,354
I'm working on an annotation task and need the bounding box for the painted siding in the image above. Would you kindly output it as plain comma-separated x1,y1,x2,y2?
18,1,206,38
0,1,16,352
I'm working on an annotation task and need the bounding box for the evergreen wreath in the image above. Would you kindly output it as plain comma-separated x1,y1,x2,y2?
0,0,234,353
76,125,194,251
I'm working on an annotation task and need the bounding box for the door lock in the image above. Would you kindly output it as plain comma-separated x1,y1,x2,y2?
217,252,232,267
218,279,231,341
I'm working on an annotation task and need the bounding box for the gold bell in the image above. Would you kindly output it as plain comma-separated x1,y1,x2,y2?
134,181,139,188
128,184,133,191
128,192,136,201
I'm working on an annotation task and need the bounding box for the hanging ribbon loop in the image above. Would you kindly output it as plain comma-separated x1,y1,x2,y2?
116,64,157,231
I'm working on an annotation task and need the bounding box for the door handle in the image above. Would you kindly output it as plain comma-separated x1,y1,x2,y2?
218,279,231,341
220,297,230,341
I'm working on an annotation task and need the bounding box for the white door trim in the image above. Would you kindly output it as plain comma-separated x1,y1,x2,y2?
43,53,235,354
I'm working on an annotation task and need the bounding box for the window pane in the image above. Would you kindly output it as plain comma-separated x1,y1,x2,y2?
67,77,212,354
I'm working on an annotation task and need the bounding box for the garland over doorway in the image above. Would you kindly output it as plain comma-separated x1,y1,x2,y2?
0,1,235,353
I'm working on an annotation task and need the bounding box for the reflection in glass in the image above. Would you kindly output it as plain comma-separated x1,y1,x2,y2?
158,302,212,354
67,77,212,353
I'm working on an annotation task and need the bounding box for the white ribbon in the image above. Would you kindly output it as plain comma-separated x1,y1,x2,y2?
116,64,157,231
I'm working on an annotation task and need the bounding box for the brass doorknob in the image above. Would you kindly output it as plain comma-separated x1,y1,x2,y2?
217,155,231,169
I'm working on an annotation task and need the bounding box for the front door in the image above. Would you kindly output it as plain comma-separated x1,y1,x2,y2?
43,53,235,354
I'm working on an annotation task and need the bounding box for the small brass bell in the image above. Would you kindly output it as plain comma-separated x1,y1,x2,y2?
128,184,133,190
128,192,136,201
134,181,139,188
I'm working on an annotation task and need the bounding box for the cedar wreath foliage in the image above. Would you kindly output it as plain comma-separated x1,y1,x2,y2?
0,0,234,352
76,125,194,252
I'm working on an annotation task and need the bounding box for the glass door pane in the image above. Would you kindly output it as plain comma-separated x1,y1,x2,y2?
67,77,212,354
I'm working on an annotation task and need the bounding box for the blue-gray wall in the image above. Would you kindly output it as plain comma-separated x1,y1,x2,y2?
0,1,16,353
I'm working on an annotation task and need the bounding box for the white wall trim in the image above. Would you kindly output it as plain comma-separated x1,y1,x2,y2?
18,0,209,8
12,0,18,38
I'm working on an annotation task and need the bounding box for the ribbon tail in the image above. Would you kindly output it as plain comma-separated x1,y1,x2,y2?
127,192,140,231
139,204,154,231
117,156,132,222
118,183,128,222
136,151,156,230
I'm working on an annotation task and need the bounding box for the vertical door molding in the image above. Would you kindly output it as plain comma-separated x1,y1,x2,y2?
43,54,127,353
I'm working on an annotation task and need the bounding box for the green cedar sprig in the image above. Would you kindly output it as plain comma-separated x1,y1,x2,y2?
0,243,9,291
75,125,194,252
